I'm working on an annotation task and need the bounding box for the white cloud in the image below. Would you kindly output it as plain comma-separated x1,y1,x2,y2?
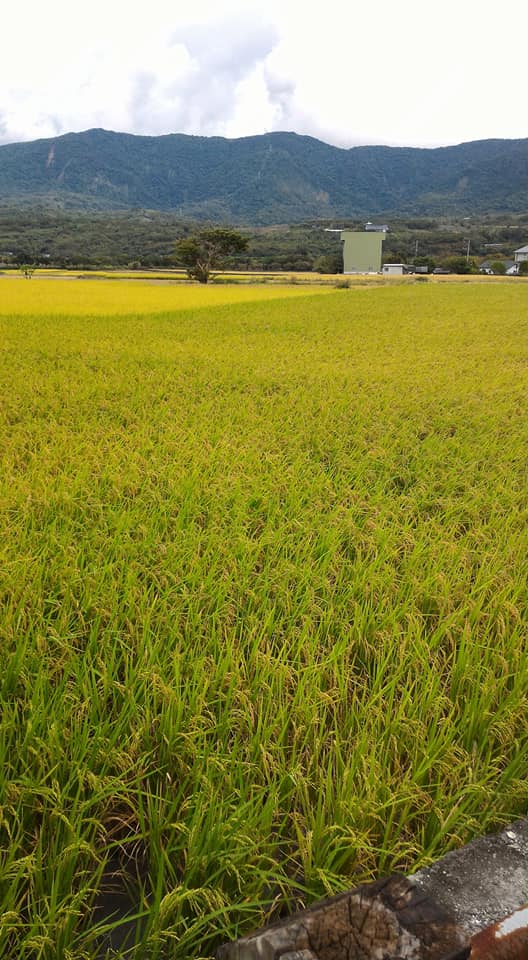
1,0,527,147
154,12,279,136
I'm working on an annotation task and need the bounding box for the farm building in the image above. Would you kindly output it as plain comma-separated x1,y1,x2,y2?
479,259,517,275
514,244,528,263
340,231,385,274
382,263,413,276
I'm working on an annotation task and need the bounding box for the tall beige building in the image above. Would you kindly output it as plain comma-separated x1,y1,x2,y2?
340,231,385,273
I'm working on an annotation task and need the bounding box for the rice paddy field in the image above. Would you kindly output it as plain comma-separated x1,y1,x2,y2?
0,276,527,959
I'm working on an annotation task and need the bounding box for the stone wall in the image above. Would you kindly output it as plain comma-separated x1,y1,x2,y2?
217,819,528,960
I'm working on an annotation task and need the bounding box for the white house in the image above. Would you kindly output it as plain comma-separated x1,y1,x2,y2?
480,259,518,275
382,263,413,276
365,222,389,233
514,245,528,263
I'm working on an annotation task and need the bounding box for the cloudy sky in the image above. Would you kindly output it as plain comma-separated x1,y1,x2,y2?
2,0,527,149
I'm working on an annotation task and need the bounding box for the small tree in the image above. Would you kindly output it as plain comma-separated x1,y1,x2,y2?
313,253,343,274
414,255,436,273
19,263,36,279
174,228,248,283
444,256,477,275
490,260,506,275
518,261,528,276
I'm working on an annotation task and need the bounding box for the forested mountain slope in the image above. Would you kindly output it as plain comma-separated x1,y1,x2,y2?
1,128,527,223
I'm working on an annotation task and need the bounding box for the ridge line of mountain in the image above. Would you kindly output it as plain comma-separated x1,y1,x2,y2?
1,128,527,223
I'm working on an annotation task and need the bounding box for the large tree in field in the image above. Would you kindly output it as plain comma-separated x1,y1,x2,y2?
175,228,248,283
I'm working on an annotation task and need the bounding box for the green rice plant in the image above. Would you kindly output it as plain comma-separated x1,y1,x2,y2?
0,281,526,957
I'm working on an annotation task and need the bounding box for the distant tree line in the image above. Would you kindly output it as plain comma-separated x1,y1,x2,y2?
0,207,526,274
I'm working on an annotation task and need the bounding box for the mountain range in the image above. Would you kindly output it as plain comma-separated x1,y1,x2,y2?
1,128,527,224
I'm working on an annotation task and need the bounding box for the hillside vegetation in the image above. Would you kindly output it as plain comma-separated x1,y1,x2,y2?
1,129,528,222
1,206,527,272
0,280,527,958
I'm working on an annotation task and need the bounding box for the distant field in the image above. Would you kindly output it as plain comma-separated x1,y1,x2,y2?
1,282,527,959
0,274,335,315
3,267,527,291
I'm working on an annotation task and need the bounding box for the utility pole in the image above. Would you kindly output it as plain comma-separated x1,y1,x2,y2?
466,238,471,263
